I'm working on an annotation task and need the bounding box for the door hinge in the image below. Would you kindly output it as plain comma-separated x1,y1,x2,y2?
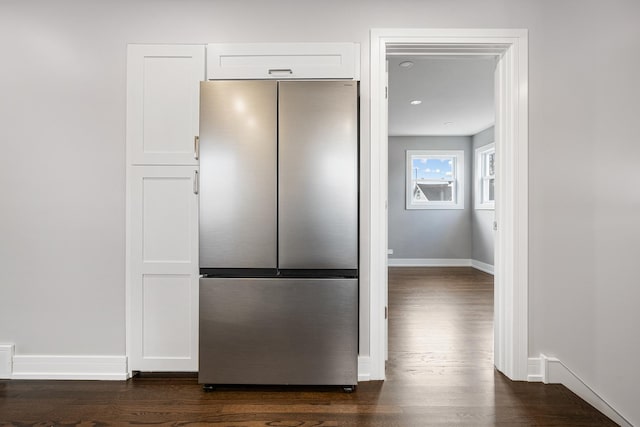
385,306,388,319
385,86,388,99
493,221,498,231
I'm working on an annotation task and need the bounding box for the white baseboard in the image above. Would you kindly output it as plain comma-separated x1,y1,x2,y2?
0,344,14,379
527,356,544,382
11,355,129,380
528,355,632,427
470,259,494,275
10,354,366,383
388,258,494,275
9,353,363,383
388,258,472,267
357,355,372,382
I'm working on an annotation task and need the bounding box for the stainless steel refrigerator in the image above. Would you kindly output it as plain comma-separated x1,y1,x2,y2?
198,80,359,389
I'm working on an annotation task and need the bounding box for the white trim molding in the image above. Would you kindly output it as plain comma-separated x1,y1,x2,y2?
11,355,129,380
388,258,495,274
357,355,372,382
527,356,544,383
370,28,529,382
388,258,471,267
470,260,495,275
528,355,633,427
0,344,14,379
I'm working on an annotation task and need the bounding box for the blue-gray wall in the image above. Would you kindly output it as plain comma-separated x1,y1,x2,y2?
388,128,495,265
388,136,472,259
472,126,495,265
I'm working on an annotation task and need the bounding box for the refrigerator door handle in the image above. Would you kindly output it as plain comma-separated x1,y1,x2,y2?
194,136,200,160
193,170,199,195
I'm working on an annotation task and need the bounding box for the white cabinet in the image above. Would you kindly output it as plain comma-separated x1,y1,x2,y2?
207,43,360,80
127,45,205,165
126,43,203,372
128,166,199,371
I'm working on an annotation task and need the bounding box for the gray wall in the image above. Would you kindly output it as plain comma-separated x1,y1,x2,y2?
387,131,495,264
388,136,472,259
1,1,639,424
471,127,495,265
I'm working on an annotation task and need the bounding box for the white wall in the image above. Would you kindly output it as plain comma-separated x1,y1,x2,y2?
1,0,639,424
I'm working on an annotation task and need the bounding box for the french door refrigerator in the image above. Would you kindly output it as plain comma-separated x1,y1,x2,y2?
198,80,359,389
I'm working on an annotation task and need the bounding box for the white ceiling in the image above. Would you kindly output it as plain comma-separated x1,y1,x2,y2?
388,56,495,136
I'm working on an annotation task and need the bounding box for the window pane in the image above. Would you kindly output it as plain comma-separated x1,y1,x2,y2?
487,152,495,176
412,157,455,180
417,182,453,201
488,178,495,201
412,183,425,201
411,155,455,203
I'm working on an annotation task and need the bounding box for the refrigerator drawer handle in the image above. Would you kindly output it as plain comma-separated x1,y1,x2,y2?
193,170,199,195
194,136,200,160
268,68,293,76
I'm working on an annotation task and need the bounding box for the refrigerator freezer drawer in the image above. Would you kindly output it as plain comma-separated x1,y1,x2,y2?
199,277,358,386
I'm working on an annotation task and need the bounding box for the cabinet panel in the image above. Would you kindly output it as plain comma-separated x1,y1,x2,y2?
129,166,199,371
142,176,193,263
127,45,204,165
143,275,192,358
207,43,360,80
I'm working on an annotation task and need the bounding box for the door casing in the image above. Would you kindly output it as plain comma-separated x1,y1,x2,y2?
368,28,529,381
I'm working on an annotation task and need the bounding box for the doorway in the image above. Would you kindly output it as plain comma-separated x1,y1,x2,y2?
368,29,529,382
386,53,497,375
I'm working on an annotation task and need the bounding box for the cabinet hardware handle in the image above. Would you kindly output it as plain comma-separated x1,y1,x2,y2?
194,136,200,160
268,68,293,75
193,170,199,195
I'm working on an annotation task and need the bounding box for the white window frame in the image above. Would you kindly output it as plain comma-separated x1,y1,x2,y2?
475,143,495,210
405,149,464,210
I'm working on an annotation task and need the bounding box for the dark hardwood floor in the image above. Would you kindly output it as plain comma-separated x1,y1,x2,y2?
0,267,616,426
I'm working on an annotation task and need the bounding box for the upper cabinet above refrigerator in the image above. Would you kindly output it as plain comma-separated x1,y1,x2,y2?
206,43,360,80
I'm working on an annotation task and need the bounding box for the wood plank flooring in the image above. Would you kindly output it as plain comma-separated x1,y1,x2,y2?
0,267,616,426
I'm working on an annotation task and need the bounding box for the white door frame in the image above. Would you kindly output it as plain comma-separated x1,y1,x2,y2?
369,28,529,381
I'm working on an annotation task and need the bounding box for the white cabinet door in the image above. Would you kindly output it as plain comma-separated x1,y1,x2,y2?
129,166,199,371
127,45,205,165
207,43,360,80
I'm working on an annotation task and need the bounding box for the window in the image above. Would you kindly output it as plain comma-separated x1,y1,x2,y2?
475,143,495,209
406,150,464,210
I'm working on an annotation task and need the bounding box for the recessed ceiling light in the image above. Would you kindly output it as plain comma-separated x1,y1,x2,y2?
410,100,422,105
399,61,414,68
